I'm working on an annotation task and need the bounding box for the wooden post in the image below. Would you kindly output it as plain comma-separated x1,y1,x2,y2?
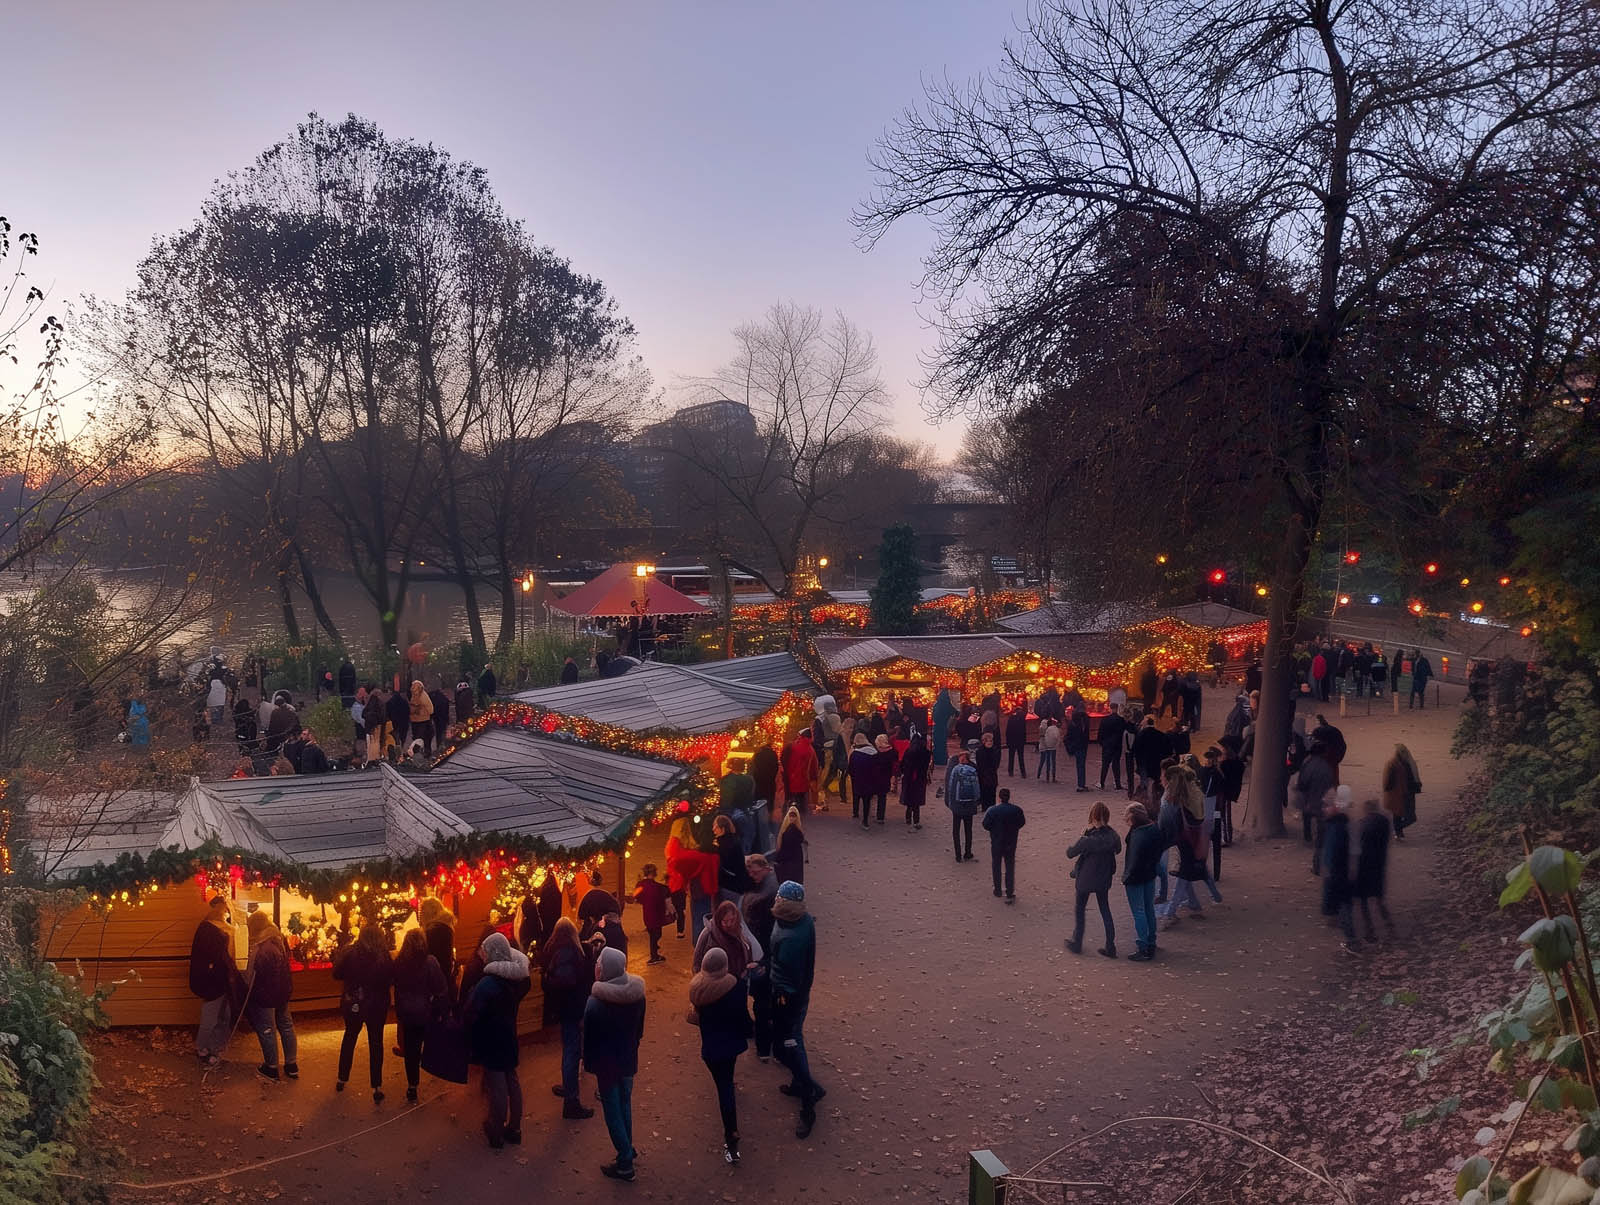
272,885,281,928
968,1150,1009,1205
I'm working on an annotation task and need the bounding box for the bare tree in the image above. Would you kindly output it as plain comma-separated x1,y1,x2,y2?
859,0,1600,832
679,303,889,596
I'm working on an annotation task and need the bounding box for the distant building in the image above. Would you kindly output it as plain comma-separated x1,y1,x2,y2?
624,398,761,528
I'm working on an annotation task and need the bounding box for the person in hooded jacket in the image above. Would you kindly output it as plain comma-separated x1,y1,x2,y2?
1004,705,1029,777
694,898,761,978
245,912,297,1081
689,945,753,1164
465,932,532,1148
188,895,237,1066
332,925,393,1102
1066,802,1122,956
391,929,448,1103
770,880,824,1138
540,917,594,1120
847,732,878,829
584,946,647,1182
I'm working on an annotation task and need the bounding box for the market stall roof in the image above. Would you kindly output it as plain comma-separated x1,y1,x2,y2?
1159,603,1268,630
511,655,812,734
727,587,966,608
23,790,184,881
997,602,1149,636
811,632,1122,675
425,726,695,846
26,731,698,883
550,563,709,620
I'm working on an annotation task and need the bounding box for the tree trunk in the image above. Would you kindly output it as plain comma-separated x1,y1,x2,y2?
496,561,517,649
1247,504,1318,837
293,544,343,650
444,511,486,654
715,553,735,659
275,546,302,644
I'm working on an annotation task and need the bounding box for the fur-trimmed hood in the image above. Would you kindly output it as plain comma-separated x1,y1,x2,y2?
591,973,645,1005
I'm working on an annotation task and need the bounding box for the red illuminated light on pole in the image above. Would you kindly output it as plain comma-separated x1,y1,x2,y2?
1424,562,1439,575
1344,550,1360,564
1208,569,1226,585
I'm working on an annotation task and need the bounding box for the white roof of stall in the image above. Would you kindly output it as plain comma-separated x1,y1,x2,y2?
512,654,814,734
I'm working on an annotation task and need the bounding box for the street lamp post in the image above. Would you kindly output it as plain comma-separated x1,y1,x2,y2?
520,574,532,643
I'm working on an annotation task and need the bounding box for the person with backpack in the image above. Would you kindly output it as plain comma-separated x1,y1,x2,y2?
1066,802,1122,956
981,787,1027,902
945,748,981,863
244,912,297,1082
1036,718,1061,783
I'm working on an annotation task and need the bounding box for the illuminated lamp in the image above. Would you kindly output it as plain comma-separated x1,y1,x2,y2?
1155,554,1168,565
1255,585,1269,597
1344,550,1360,564
635,563,655,578
521,577,532,593
1498,576,1511,587
819,557,829,568
1208,569,1226,584
1520,626,1533,637
1424,563,1438,575
1064,679,1074,689
1368,595,1381,604
1409,601,1425,614
1337,595,1350,606
1026,661,1041,673
1459,577,1471,588
1470,601,1484,613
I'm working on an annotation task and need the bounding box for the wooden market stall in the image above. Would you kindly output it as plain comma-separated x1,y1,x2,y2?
31,736,699,1027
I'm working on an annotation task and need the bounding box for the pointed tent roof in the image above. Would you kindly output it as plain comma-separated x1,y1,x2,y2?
550,564,709,621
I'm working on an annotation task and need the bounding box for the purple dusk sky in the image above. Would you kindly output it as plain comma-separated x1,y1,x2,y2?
8,0,1030,455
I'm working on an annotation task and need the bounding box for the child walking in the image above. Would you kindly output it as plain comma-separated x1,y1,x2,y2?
633,864,673,965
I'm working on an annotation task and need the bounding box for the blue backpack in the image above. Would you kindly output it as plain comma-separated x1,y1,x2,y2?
951,763,980,806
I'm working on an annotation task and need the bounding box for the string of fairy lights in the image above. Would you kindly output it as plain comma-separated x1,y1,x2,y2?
56,692,814,916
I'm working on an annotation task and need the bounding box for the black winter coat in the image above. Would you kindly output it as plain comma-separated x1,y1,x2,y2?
465,970,529,1071
1067,825,1122,893
1132,726,1170,778
332,941,393,1020
392,952,448,1026
1122,823,1163,885
1321,813,1354,913
188,921,233,1001
1004,712,1028,749
1355,811,1391,899
694,978,752,1063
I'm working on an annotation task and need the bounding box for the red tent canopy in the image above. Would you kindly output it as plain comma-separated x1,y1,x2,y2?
550,564,709,620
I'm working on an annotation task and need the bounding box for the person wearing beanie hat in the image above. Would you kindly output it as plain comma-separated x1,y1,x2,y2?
244,910,297,1081
464,931,531,1148
689,944,752,1164
1321,784,1358,950
770,880,825,1138
583,946,647,1181
848,731,877,828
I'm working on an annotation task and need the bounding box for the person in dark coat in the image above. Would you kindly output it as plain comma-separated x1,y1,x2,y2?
1063,707,1091,791
1408,650,1433,708
559,656,580,685
1066,802,1122,956
1218,744,1245,847
1122,803,1163,961
189,896,236,1065
1138,661,1160,710
750,742,781,846
391,929,448,1102
541,917,593,1118
899,732,931,829
332,925,393,1101
930,689,956,771
1130,716,1170,807
417,898,458,1011
584,946,647,1182
464,932,532,1148
298,730,331,774
244,912,296,1080
632,863,673,964
1354,796,1395,940
689,945,752,1164
981,787,1027,902
1321,787,1358,948
477,662,498,707
974,730,1002,810
427,681,451,746
741,854,778,1061
1096,707,1126,791
1297,744,1337,871
383,687,410,759
337,657,357,706
713,815,753,900
1311,714,1347,765
1180,672,1203,728
769,880,823,1138
538,873,565,941
771,806,807,885
453,680,474,725
945,749,981,862
846,733,877,828
1004,706,1028,777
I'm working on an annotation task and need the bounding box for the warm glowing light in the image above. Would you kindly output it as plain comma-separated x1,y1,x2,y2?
1344,550,1361,564
818,557,829,568
1155,554,1168,565
1338,595,1350,606
1026,661,1041,673
1459,577,1471,588
521,578,532,592
1498,576,1511,587
1521,626,1533,637
1208,569,1226,584
1063,679,1074,689
634,563,655,578
1409,601,1425,614
1424,563,1438,575
1470,601,1484,613
1255,585,1269,597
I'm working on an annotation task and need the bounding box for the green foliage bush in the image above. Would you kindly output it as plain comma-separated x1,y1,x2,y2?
302,697,352,749
0,946,108,1203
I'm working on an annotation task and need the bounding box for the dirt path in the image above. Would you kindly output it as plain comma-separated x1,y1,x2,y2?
85,685,1475,1203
